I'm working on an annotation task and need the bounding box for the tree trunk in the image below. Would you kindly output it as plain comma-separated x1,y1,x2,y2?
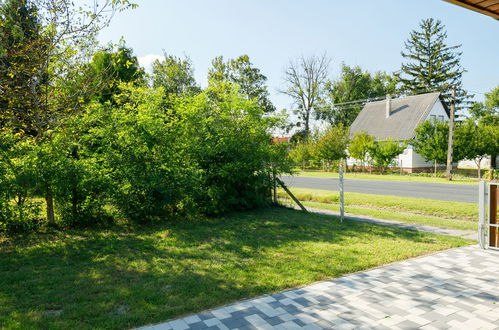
45,189,55,225
434,160,437,177
492,154,497,169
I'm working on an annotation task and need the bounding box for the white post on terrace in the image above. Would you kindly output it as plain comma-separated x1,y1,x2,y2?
339,160,345,222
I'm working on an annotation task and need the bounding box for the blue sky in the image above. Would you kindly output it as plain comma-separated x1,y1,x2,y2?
98,0,499,111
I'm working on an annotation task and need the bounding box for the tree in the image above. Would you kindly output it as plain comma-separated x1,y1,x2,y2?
281,54,330,138
369,138,405,173
467,85,499,168
412,119,449,176
0,0,49,135
348,131,375,172
396,18,470,108
179,81,290,214
316,64,397,126
315,125,349,170
455,119,494,179
90,43,145,104
208,55,275,113
289,142,314,170
151,53,200,100
0,0,136,225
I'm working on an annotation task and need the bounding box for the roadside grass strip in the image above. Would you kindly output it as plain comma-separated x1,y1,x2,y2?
277,187,478,221
296,200,476,231
295,171,478,185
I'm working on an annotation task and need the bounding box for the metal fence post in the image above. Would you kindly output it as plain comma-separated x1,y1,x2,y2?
339,160,345,222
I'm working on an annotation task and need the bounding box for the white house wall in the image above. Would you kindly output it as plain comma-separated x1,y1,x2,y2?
426,100,449,121
458,156,498,169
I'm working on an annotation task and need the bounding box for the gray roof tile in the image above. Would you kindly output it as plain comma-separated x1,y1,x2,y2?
349,92,441,140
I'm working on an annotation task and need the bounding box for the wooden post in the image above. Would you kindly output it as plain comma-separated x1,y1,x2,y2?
446,86,456,180
275,178,307,212
490,184,498,248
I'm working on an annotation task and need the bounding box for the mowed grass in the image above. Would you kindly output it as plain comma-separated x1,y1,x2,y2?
296,201,476,231
295,171,478,185
0,208,469,329
278,187,477,221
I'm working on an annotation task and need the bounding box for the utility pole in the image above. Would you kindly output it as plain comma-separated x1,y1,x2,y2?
446,86,456,180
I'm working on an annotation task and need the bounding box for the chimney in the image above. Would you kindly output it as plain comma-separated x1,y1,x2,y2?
385,94,391,118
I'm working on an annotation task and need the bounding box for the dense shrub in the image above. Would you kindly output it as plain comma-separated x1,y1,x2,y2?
0,134,43,233
179,82,290,214
0,83,291,232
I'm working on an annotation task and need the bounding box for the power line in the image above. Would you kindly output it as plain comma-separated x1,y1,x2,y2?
329,87,446,108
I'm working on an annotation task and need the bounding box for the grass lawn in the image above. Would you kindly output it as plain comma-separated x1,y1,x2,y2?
294,171,478,185
296,201,476,231
278,187,478,221
0,207,469,329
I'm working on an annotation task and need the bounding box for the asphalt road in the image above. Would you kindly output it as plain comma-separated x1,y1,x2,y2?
280,176,478,203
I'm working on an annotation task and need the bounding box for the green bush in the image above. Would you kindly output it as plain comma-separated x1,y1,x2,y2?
0,82,291,232
179,82,290,214
0,133,43,233
72,86,198,222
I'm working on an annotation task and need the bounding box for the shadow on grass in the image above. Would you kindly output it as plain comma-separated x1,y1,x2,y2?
0,207,464,329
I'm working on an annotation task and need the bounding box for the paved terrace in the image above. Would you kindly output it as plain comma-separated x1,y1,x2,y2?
138,246,499,330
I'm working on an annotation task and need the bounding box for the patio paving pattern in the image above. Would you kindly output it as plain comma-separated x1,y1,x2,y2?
138,246,499,330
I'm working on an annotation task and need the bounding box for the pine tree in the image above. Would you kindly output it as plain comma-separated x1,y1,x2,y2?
396,18,470,108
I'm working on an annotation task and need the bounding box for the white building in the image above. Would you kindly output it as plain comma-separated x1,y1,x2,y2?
348,92,450,172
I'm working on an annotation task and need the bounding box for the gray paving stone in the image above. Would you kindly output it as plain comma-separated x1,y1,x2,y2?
135,246,499,330
266,316,284,326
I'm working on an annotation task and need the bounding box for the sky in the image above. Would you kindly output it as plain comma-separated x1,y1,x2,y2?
98,0,499,112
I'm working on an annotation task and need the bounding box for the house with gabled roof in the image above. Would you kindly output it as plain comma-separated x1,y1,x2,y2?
348,92,450,172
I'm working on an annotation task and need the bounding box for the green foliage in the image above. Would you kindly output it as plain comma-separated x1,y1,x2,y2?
454,119,496,178
0,0,50,135
413,119,449,172
208,55,275,113
179,82,286,214
348,131,375,171
369,138,405,172
0,133,42,233
485,85,499,110
73,85,196,222
317,64,397,126
316,125,349,164
151,53,200,99
396,18,470,108
289,142,315,170
90,43,145,104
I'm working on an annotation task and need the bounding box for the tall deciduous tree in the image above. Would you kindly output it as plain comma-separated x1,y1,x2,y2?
208,55,275,113
281,54,330,138
316,64,397,127
412,119,449,176
151,53,200,99
90,43,145,104
396,18,470,108
0,0,49,135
